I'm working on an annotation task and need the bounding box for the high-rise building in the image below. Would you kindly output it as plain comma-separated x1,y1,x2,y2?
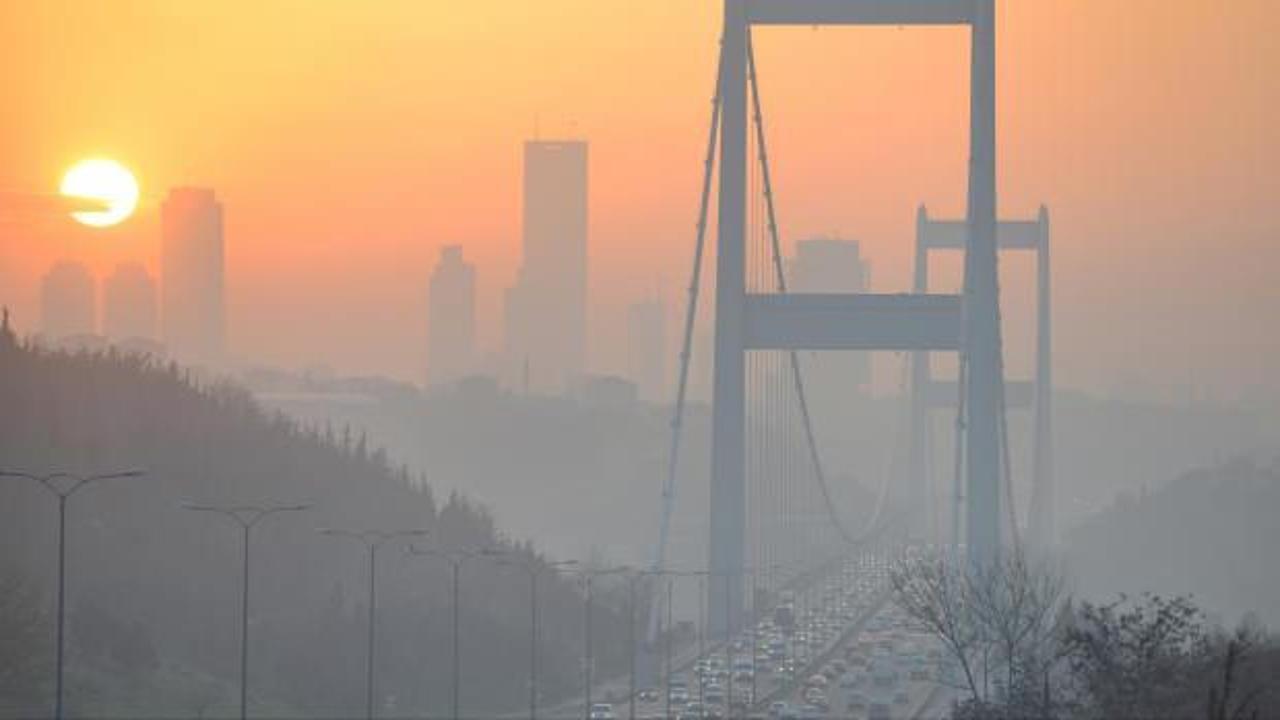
40,260,95,339
791,237,871,390
161,187,224,365
428,245,477,387
102,263,157,341
504,140,588,392
627,298,666,403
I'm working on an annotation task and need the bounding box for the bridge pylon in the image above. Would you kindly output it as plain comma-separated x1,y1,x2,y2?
909,205,1054,551
708,0,1005,640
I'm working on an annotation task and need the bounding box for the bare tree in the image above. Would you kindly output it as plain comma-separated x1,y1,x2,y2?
889,548,1069,717
967,549,1070,712
889,551,985,703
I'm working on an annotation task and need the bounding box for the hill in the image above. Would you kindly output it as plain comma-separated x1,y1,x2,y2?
1066,455,1280,627
0,326,631,718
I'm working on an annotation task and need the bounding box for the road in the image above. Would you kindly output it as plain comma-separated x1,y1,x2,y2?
551,548,951,720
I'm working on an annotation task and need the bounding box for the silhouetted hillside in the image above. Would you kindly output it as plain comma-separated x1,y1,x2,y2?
0,329,634,718
1066,455,1280,627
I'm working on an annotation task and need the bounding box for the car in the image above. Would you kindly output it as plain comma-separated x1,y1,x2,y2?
803,673,827,689
589,703,616,720
769,701,788,718
846,692,868,713
638,688,659,703
838,672,859,689
802,686,827,706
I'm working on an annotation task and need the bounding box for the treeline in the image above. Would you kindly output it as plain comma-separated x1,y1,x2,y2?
0,329,640,718
891,552,1280,720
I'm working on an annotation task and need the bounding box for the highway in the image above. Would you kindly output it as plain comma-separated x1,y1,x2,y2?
549,548,953,720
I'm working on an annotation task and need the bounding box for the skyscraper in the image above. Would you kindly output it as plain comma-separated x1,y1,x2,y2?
161,187,224,365
504,140,588,392
627,297,666,403
791,237,870,390
428,245,477,387
102,263,157,341
40,260,95,339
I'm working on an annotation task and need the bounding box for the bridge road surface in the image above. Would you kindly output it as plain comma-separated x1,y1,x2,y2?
777,601,949,720
545,551,895,720
628,551,896,720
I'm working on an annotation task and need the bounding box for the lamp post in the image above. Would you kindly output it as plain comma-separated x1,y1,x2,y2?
576,566,628,720
407,546,485,720
614,568,664,720
182,502,310,720
320,529,429,720
486,551,578,720
1,469,145,720
665,575,674,720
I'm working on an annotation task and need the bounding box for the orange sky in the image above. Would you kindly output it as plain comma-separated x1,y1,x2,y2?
0,1,1276,400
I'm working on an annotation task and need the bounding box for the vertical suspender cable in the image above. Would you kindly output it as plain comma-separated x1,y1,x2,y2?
747,29,887,547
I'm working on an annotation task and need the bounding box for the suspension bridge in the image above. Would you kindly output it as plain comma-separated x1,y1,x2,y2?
646,0,1055,660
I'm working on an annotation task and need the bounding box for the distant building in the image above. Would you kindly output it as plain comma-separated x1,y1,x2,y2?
102,263,157,341
40,260,95,339
627,298,666,403
504,140,588,392
791,237,870,390
428,245,476,387
161,187,224,365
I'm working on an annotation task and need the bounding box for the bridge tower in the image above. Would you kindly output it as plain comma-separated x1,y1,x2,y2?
909,206,1054,549
709,0,1003,638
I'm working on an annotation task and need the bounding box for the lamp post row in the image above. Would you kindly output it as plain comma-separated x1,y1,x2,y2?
3,468,787,720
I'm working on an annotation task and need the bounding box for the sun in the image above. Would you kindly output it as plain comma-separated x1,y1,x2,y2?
59,158,139,228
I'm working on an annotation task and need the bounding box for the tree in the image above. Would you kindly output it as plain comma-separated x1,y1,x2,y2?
1061,593,1206,719
1205,625,1267,720
888,548,1069,718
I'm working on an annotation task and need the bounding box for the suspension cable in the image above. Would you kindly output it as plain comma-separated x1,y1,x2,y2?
747,30,886,547
646,36,723,646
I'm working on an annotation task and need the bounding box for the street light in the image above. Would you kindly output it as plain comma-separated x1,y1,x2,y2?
0,468,145,720
320,528,429,720
484,549,578,720
621,569,680,720
406,545,486,720
182,502,310,720
574,566,628,720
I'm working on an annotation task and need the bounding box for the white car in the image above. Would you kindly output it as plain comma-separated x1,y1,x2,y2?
590,703,616,720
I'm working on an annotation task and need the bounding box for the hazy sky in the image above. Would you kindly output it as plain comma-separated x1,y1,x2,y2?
0,1,1275,400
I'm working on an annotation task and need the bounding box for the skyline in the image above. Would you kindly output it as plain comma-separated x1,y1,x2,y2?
0,1,1275,402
